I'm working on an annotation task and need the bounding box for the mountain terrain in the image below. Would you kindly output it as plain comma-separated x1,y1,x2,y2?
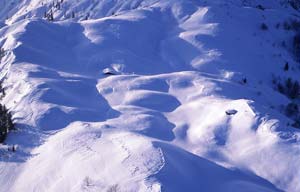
1,0,300,191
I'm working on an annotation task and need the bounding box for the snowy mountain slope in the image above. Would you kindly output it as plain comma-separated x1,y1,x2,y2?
0,0,300,191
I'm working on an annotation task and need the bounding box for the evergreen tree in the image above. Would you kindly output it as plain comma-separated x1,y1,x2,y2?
0,104,14,143
284,62,289,71
49,11,54,21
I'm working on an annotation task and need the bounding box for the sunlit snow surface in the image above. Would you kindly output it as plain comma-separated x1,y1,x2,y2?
0,0,300,191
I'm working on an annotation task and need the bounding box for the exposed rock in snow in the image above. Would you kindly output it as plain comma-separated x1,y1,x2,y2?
225,109,238,115
103,67,118,75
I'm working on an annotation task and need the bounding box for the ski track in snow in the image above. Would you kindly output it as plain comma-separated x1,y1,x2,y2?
0,0,300,191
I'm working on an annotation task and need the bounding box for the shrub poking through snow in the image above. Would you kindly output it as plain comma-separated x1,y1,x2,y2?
275,77,300,99
0,48,5,60
260,23,268,30
288,0,300,10
280,19,300,61
256,5,265,11
284,62,289,71
273,76,300,128
285,102,299,117
286,78,300,99
285,102,300,128
293,34,300,61
282,19,300,31
291,19,300,31
107,184,119,192
292,119,300,128
294,33,300,42
0,104,14,143
0,81,5,99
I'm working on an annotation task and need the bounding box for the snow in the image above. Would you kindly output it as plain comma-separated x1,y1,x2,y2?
0,0,300,191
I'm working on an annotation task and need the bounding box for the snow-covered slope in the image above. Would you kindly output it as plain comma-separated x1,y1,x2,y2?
0,0,300,191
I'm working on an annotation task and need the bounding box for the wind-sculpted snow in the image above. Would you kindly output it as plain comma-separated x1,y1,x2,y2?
0,0,300,192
